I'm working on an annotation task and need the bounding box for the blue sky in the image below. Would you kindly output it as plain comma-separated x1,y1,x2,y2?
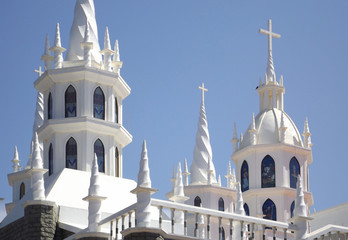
1,0,348,220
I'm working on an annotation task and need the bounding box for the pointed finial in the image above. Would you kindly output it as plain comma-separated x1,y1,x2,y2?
12,146,21,172
279,75,284,86
232,123,239,153
259,77,263,87
44,34,50,56
31,132,43,169
114,40,120,62
54,23,62,47
171,165,176,190
279,112,287,143
182,158,190,186
50,23,66,69
240,132,243,143
104,27,111,50
235,182,245,215
303,117,312,148
249,113,257,145
225,161,233,189
218,175,221,186
137,140,151,188
174,162,185,197
42,34,53,70
294,175,307,217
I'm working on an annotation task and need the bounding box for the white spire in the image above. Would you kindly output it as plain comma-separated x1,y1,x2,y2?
112,40,123,74
100,27,114,71
66,0,101,63
240,132,243,144
12,146,21,172
182,158,190,186
218,175,221,186
137,140,151,188
303,117,312,148
249,113,257,145
190,83,217,185
279,112,287,143
225,161,233,189
30,132,46,201
294,175,307,217
232,168,237,190
173,162,185,197
49,23,66,69
235,182,245,215
170,165,176,190
231,123,239,153
41,34,53,70
103,27,111,50
114,40,120,62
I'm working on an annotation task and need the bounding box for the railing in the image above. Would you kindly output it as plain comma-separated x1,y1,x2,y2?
99,198,296,240
306,225,348,240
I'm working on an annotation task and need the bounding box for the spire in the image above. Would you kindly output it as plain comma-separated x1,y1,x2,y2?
81,23,94,67
30,132,46,201
100,27,114,71
240,132,243,144
182,158,190,186
232,168,237,190
66,0,101,63
231,123,239,154
173,162,185,197
279,112,287,143
225,161,233,189
170,165,176,190
49,23,66,69
235,182,245,215
137,140,151,188
303,117,312,148
112,40,123,74
249,113,257,145
12,146,21,172
294,175,307,217
190,83,217,185
218,175,221,186
41,34,53,70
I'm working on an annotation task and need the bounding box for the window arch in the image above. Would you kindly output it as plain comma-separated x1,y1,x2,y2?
66,137,77,169
241,160,249,192
244,203,250,216
49,144,53,176
218,197,224,211
20,182,25,200
65,85,76,118
290,201,295,218
94,139,105,173
290,157,300,189
48,92,52,119
263,199,277,221
115,97,119,123
194,196,201,207
261,155,275,188
93,87,105,119
115,147,120,177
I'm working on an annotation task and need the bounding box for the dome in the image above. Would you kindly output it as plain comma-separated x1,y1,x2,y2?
240,108,303,149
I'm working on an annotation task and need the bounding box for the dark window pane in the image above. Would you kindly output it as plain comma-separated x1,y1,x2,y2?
20,183,25,200
244,203,250,216
115,97,118,123
48,92,52,119
218,198,224,211
49,144,53,176
263,199,277,221
66,137,77,169
94,139,105,173
93,87,105,119
194,196,201,207
65,85,76,118
261,155,276,188
290,201,295,218
241,161,249,192
290,157,300,189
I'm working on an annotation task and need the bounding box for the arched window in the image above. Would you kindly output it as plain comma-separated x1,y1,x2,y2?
241,160,249,192
261,155,276,188
290,157,300,189
115,147,119,177
94,139,105,173
66,137,77,169
221,227,225,240
93,87,105,120
244,203,250,216
263,199,277,221
115,97,118,123
290,201,295,218
49,144,53,176
194,196,201,207
48,92,52,119
20,183,25,200
65,85,76,118
218,197,224,211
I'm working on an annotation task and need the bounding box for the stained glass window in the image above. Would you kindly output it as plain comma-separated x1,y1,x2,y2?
115,147,119,177
48,92,52,119
194,196,201,207
65,85,76,118
263,199,277,221
241,160,249,192
261,155,276,188
290,201,295,218
290,157,300,189
66,137,77,169
20,183,25,200
94,139,105,173
115,97,118,123
93,87,105,119
244,203,250,216
218,197,224,211
49,144,53,176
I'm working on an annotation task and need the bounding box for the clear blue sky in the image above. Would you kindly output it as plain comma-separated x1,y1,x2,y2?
1,0,348,220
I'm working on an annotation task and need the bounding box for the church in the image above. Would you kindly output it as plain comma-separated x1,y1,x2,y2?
1,1,348,239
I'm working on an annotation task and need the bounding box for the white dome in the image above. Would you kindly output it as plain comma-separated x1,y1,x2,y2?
240,108,303,149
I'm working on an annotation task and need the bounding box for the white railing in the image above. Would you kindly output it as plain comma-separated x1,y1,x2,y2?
306,225,348,240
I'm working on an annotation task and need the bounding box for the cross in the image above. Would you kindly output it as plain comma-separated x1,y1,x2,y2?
34,66,43,77
259,19,281,53
198,83,208,104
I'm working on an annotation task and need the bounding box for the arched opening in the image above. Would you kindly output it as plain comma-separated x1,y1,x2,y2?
49,144,53,176
261,155,275,188
115,147,119,177
48,92,52,119
263,199,277,221
115,97,119,123
244,203,250,216
221,227,225,240
93,87,105,120
94,139,105,173
290,201,295,218
218,197,224,211
65,85,76,117
241,160,249,192
194,196,201,207
66,137,77,169
290,157,300,189
20,182,25,200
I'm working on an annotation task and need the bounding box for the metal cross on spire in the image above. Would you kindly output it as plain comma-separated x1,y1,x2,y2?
198,83,208,105
259,19,281,53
